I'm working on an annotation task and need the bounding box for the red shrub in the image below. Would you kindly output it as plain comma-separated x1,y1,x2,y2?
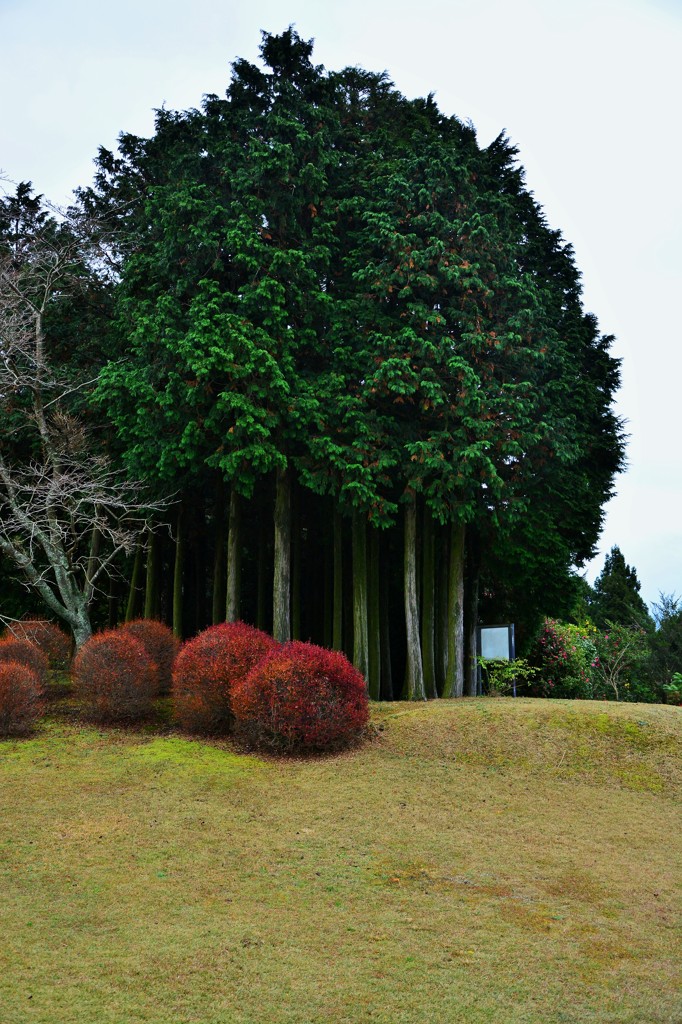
0,637,49,686
0,661,44,736
172,622,279,734
73,630,156,723
232,641,369,752
3,619,71,671
118,619,180,695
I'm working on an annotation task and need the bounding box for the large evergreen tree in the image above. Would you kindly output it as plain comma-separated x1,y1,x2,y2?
77,29,624,691
589,546,652,629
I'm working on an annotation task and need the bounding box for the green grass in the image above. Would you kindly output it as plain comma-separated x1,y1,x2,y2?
1,697,680,1023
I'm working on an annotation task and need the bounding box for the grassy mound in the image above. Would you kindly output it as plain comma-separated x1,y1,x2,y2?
1,699,679,1024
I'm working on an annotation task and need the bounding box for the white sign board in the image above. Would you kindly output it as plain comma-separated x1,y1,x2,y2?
480,625,514,661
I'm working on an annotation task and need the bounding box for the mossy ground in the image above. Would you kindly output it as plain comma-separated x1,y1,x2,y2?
1,695,679,1023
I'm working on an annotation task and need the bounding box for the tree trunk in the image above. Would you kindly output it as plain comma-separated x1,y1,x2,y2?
212,487,226,625
144,530,158,620
256,522,268,631
323,519,333,648
125,546,143,623
226,488,241,623
421,505,437,699
436,524,450,695
273,466,291,642
333,508,343,651
404,493,426,701
292,482,301,641
352,511,369,682
71,604,93,650
173,506,184,639
443,520,465,698
367,526,381,699
465,529,481,696
85,525,102,604
380,551,393,700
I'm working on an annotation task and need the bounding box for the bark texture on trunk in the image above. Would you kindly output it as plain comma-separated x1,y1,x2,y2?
323,526,333,648
421,505,437,699
272,466,291,642
332,508,343,651
352,512,369,682
379,554,393,700
404,494,426,701
173,506,184,639
125,546,143,623
292,483,301,641
71,607,93,650
144,530,158,620
443,520,465,698
256,522,268,631
367,526,381,700
465,529,481,696
212,490,226,625
436,524,450,695
226,488,241,623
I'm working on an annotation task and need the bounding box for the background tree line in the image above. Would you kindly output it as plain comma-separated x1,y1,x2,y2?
1,30,628,698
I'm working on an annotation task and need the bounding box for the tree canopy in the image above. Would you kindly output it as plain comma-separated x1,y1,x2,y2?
589,546,652,630
3,29,625,680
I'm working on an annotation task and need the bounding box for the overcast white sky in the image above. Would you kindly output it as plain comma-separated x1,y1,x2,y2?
2,0,680,609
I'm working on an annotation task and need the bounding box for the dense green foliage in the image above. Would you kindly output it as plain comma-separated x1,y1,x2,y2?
2,30,626,695
589,545,652,630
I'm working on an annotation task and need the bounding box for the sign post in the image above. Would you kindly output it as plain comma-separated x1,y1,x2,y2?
478,624,516,696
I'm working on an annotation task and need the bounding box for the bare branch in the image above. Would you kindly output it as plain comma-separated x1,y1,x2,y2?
0,187,172,646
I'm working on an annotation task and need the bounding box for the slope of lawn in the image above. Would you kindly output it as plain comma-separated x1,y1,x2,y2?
1,696,680,1024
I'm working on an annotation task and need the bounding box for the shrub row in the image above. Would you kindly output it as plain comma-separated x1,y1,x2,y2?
172,623,368,751
2,619,71,671
0,660,44,736
76,619,368,750
1,616,369,752
232,642,368,751
172,622,278,733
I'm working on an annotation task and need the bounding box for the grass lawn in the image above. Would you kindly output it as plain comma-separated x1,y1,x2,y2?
1,694,680,1024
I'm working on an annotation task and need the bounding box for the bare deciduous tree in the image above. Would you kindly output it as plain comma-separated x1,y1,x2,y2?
0,185,167,647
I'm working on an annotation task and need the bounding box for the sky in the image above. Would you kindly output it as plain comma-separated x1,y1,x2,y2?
2,0,680,610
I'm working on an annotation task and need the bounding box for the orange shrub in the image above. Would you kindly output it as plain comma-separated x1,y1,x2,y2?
0,637,49,686
73,630,156,723
0,661,44,736
118,619,180,695
231,641,369,752
3,619,71,671
172,622,279,734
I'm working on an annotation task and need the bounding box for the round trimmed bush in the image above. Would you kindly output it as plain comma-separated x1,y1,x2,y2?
0,661,44,736
172,622,279,734
118,619,180,695
0,637,49,687
2,619,72,671
73,629,157,723
232,641,369,752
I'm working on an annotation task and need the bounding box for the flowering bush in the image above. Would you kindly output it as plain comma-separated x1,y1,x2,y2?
172,622,279,734
2,619,71,671
592,623,649,702
528,619,598,699
0,661,44,736
232,641,369,752
119,619,180,695
0,637,49,687
662,673,682,706
73,630,157,722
